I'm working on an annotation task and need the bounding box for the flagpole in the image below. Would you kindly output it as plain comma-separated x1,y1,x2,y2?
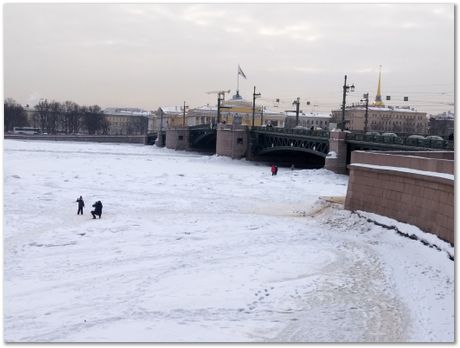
237,66,239,95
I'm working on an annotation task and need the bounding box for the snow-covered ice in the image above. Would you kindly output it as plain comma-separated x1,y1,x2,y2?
3,140,454,342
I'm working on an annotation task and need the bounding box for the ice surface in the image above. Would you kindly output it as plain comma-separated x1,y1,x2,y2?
3,140,454,342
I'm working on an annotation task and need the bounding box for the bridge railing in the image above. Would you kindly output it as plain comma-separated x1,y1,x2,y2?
189,124,215,130
251,126,330,138
346,133,454,150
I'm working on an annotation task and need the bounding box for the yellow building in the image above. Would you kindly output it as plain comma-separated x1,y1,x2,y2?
186,95,285,128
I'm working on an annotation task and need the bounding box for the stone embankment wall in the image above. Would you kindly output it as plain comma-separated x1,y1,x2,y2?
345,151,454,245
5,134,146,144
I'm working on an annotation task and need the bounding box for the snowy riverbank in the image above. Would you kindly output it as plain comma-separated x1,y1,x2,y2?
4,140,454,342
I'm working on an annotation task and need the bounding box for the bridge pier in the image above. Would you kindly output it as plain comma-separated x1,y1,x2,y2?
216,124,249,159
325,130,348,174
165,128,190,151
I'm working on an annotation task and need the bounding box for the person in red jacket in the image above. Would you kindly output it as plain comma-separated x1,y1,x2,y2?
271,164,278,176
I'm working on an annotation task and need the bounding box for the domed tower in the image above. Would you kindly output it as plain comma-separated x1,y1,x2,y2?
373,65,385,107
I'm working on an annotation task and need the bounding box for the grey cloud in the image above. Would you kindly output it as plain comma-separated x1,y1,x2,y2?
3,3,454,114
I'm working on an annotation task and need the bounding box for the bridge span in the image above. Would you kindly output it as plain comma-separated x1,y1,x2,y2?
153,124,453,173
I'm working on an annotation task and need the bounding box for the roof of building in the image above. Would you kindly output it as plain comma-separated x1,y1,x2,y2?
191,104,217,112
430,111,454,119
104,107,150,116
157,106,187,115
285,111,331,118
340,106,425,113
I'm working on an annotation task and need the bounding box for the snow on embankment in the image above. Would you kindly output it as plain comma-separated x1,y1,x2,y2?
308,198,454,342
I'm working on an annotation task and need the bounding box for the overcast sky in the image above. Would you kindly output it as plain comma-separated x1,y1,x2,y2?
3,3,454,114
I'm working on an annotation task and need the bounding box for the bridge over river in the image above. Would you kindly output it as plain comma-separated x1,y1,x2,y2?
148,124,453,172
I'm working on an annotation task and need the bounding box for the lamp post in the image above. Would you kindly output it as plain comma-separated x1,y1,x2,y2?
360,93,369,133
292,97,300,126
182,101,188,127
158,108,164,146
341,75,355,131
252,86,261,128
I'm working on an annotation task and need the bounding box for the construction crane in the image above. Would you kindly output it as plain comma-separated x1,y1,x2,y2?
206,90,231,98
206,90,231,124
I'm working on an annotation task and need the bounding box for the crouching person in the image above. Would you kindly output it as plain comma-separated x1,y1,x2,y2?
91,201,103,219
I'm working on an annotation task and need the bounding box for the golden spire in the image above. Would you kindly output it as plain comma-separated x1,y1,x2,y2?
373,65,385,107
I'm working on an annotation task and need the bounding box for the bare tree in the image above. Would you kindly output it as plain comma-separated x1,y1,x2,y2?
126,116,149,135
81,105,107,135
48,101,63,134
100,117,110,135
35,99,50,133
4,98,28,131
63,101,81,134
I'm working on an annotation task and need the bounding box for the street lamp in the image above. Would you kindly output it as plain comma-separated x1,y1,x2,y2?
341,75,355,131
252,86,261,128
292,97,300,126
360,93,369,133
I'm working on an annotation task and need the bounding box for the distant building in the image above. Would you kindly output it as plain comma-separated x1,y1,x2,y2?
187,104,217,126
331,69,428,135
261,106,286,128
153,106,186,130
285,111,331,129
428,111,454,138
220,97,263,126
331,105,428,135
220,95,285,127
103,107,150,135
183,94,285,128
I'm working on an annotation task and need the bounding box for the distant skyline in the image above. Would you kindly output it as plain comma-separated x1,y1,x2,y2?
3,3,454,114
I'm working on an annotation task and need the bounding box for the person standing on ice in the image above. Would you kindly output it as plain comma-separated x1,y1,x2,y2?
91,201,103,219
271,164,278,176
76,196,85,215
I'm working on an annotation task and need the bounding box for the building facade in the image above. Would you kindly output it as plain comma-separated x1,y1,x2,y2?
183,95,285,128
428,111,454,138
331,106,428,135
153,106,186,131
285,111,332,129
103,108,150,135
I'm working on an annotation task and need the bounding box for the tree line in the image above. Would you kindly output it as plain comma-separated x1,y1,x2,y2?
4,98,149,135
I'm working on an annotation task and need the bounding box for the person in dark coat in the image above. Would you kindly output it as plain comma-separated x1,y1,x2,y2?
91,201,103,219
76,196,85,215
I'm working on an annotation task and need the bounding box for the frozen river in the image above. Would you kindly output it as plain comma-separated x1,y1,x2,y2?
4,140,454,342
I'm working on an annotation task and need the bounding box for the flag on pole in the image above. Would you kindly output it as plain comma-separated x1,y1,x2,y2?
238,65,247,79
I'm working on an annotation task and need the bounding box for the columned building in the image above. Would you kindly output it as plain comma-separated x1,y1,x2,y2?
185,94,285,128
187,105,217,126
